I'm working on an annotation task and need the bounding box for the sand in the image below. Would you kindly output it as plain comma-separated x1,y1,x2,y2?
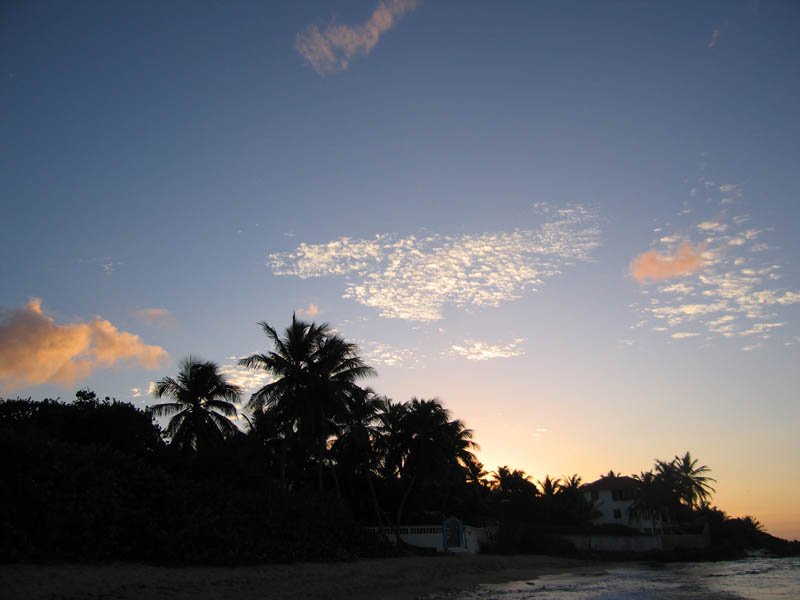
1,554,603,599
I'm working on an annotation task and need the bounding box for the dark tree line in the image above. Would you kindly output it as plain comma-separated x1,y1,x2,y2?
2,316,796,562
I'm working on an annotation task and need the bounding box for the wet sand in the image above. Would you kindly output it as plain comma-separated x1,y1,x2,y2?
1,554,602,600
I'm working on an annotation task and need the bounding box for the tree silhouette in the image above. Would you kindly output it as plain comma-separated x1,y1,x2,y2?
490,466,539,498
560,474,582,493
538,475,561,497
150,356,240,451
381,398,477,541
331,387,385,528
239,315,375,493
672,451,716,509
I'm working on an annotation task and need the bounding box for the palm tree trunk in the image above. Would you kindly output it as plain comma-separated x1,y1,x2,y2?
317,437,325,495
393,472,417,545
330,463,342,499
366,471,385,532
279,438,288,491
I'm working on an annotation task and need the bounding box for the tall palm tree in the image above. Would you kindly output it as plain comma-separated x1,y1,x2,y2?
672,451,716,509
382,398,478,542
631,470,669,534
150,356,241,451
332,387,385,528
239,315,375,493
375,397,409,480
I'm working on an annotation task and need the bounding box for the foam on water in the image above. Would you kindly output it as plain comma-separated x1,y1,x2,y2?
427,557,800,600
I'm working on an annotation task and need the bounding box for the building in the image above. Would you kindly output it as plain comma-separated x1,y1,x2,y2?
581,475,662,534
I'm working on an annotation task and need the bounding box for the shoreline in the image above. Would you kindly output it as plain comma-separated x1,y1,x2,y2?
1,554,604,600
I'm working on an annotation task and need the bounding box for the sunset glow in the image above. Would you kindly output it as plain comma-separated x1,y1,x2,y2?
2,1,799,541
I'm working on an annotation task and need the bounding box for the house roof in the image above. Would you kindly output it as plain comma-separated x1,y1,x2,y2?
580,475,639,492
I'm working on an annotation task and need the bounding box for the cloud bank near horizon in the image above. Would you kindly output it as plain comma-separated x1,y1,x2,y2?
296,0,419,75
268,204,601,321
0,298,168,393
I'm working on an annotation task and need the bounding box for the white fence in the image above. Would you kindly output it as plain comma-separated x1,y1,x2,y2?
365,522,494,553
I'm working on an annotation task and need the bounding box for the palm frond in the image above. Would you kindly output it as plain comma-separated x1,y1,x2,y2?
150,402,185,417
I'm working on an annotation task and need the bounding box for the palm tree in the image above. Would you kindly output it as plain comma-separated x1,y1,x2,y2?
383,398,478,542
239,315,375,493
332,387,385,528
600,469,622,479
672,451,716,509
560,474,583,493
150,356,241,451
539,475,561,497
631,470,668,534
375,397,409,480
490,466,538,497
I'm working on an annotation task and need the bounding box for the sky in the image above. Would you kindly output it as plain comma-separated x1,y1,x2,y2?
2,1,799,539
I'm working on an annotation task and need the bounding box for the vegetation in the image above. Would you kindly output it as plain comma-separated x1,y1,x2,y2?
1,315,797,563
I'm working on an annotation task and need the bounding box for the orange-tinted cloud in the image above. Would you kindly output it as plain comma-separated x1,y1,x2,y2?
630,243,705,283
133,307,173,326
0,298,169,393
296,0,419,75
297,303,319,317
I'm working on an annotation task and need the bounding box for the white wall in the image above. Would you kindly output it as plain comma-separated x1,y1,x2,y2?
365,524,494,553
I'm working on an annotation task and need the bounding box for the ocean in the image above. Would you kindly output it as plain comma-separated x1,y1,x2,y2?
432,556,800,599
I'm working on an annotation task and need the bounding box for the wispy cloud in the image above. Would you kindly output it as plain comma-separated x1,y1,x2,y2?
269,204,601,321
357,340,423,368
630,243,705,283
80,256,123,276
133,308,173,327
0,298,168,393
445,337,526,361
296,0,419,75
218,362,272,393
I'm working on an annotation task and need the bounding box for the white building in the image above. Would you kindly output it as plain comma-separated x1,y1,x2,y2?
581,475,661,534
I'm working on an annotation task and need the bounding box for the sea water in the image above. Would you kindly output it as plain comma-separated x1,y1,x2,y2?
430,556,800,600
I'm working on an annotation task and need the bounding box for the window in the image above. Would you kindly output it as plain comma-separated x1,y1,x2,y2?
613,509,622,519
612,488,635,501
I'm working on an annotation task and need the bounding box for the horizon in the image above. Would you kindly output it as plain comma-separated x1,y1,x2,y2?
2,1,798,540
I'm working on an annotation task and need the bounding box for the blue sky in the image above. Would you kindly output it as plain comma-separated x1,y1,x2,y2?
2,1,799,538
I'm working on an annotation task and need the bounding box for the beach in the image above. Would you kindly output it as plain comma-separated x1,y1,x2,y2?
1,554,598,600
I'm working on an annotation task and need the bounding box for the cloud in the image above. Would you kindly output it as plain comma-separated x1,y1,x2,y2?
296,0,419,75
630,243,705,283
630,192,800,346
218,362,273,393
708,29,720,48
0,298,169,393
671,332,700,339
133,308,173,326
269,204,601,321
445,338,526,361
660,282,694,295
297,303,320,317
697,221,727,233
357,340,423,368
